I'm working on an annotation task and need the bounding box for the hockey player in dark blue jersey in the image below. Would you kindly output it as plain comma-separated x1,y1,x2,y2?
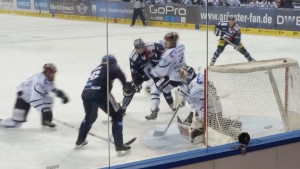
121,38,165,112
210,15,255,66
76,55,134,151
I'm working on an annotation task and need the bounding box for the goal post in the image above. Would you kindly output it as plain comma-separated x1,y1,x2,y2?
204,58,300,147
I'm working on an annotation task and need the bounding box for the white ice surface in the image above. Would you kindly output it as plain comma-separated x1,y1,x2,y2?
0,14,299,169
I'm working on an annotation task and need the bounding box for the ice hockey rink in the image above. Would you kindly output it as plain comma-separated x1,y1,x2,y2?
0,14,299,169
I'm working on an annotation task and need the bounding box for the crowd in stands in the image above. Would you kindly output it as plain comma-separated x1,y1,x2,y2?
53,0,296,8
144,0,295,8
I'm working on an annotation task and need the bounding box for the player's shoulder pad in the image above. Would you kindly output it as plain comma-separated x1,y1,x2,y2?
219,21,229,27
129,50,139,62
233,24,240,31
154,43,165,52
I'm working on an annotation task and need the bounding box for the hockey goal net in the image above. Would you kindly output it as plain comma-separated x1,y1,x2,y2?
204,58,300,147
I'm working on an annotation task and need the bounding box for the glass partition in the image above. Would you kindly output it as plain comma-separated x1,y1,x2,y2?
0,0,299,168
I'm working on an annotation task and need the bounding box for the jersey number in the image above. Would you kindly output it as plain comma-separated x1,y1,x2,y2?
89,66,102,81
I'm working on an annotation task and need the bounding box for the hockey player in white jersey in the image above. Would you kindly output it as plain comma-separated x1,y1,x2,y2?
0,63,69,128
176,65,204,144
145,32,186,120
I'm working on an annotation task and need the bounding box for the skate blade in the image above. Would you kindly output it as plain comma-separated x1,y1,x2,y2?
117,149,131,157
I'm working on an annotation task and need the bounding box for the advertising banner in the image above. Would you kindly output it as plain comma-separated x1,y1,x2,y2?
190,7,275,29
74,2,92,16
17,0,30,10
91,1,133,18
0,0,14,10
49,2,74,14
34,0,49,11
184,6,299,31
275,9,300,31
144,4,187,23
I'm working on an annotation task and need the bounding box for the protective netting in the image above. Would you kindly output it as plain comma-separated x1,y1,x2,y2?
205,58,300,147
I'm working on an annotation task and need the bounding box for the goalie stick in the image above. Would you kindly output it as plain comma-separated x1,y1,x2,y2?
153,107,180,137
53,119,136,145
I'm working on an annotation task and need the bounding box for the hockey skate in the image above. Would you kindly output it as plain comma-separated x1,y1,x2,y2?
0,118,22,128
75,140,88,149
42,121,56,128
145,108,159,120
249,59,256,62
115,144,131,151
209,61,215,66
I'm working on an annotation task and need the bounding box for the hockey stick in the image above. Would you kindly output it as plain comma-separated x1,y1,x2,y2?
153,107,180,137
53,119,108,141
53,119,136,145
221,37,237,47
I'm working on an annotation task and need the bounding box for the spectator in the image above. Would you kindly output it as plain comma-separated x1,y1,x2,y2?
218,0,230,6
249,0,258,7
227,0,241,6
257,0,270,7
283,0,294,8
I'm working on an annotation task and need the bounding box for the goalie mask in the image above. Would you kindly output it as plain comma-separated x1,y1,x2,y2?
179,66,195,84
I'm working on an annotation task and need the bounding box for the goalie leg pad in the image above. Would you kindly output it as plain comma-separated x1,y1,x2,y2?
191,129,204,144
177,111,204,143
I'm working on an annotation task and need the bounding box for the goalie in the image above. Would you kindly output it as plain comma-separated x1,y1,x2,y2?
175,66,204,144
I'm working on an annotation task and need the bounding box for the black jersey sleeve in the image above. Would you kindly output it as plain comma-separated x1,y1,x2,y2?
110,64,127,86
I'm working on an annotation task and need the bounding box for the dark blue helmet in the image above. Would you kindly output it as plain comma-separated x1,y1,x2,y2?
102,54,117,65
227,15,236,21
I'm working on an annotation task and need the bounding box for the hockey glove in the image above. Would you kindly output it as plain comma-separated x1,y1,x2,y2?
133,83,142,93
214,27,221,36
123,82,135,96
54,89,69,104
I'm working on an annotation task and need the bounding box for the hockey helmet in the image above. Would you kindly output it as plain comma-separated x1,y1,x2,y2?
179,65,195,83
164,32,178,48
102,54,117,65
134,38,145,49
227,15,236,21
43,63,57,73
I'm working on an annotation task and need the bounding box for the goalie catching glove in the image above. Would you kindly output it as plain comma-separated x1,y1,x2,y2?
53,89,69,104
